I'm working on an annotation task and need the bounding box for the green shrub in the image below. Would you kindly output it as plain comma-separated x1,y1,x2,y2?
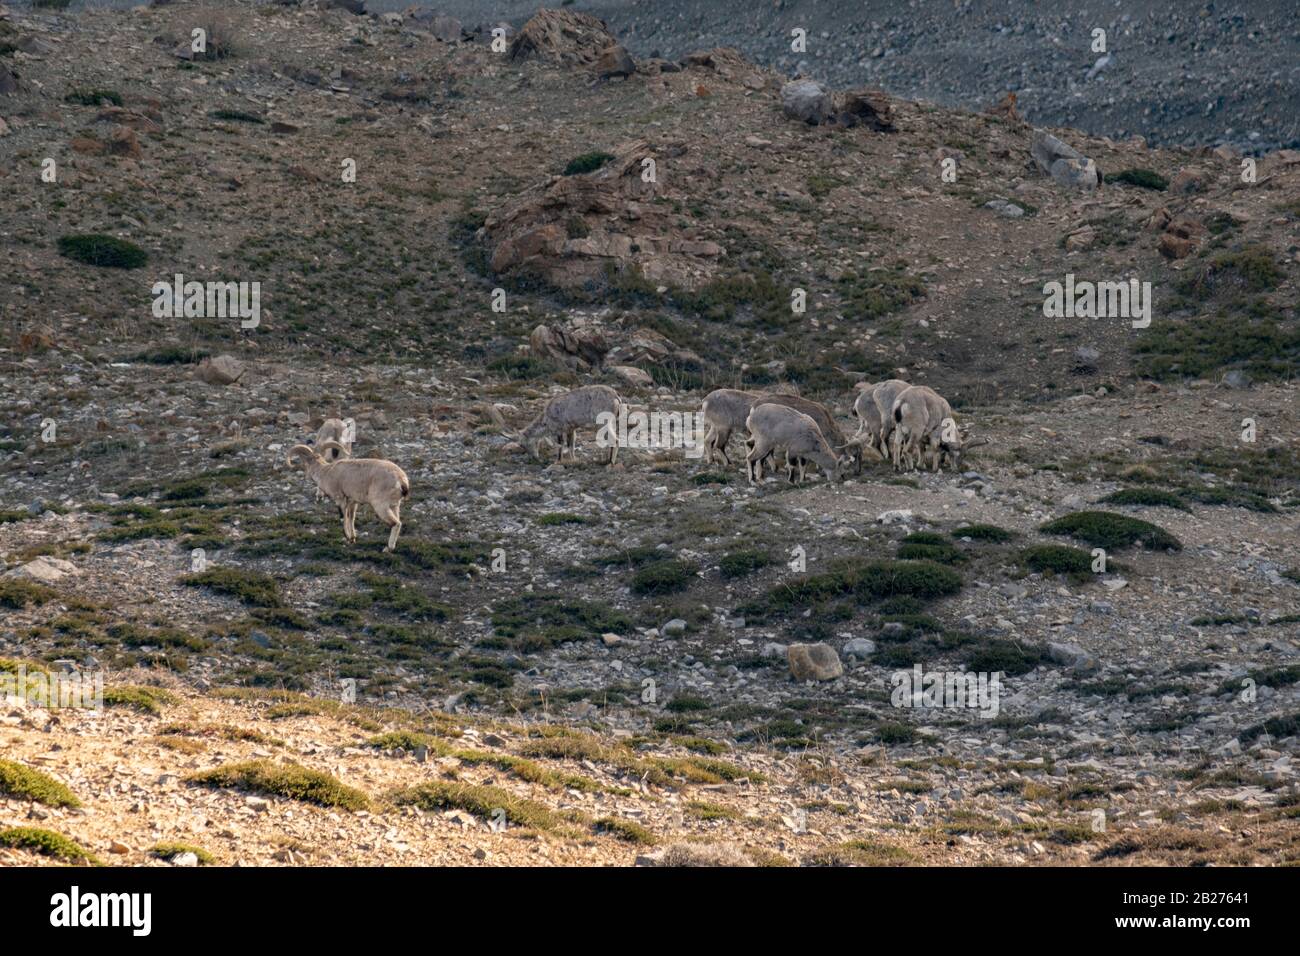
64,87,122,106
966,639,1046,676
103,685,176,715
57,234,148,269
593,817,657,845
1110,168,1167,190
1175,244,1283,298
631,558,697,595
187,760,369,810
897,533,964,565
1021,545,1094,578
1040,511,1181,552
0,760,81,808
718,549,771,578
951,524,1016,542
837,264,926,320
563,151,615,176
210,108,263,124
1098,488,1190,511
392,781,559,830
180,567,282,607
0,579,57,609
1134,314,1300,382
854,560,962,600
150,842,214,865
0,827,100,864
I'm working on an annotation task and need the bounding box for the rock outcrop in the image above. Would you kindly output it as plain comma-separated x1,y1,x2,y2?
480,139,725,290
508,8,620,67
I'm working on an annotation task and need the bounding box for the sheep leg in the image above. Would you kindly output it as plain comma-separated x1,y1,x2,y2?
715,427,733,466
747,438,773,484
380,502,402,552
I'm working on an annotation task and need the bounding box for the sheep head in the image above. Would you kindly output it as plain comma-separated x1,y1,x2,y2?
286,444,321,470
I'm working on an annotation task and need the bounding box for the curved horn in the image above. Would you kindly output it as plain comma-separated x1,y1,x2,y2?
286,443,318,468
318,439,349,462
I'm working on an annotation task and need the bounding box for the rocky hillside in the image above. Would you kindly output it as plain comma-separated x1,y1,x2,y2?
1,2,1298,866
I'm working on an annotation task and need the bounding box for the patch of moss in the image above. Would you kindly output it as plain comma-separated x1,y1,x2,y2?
1040,511,1181,551
0,760,81,808
187,759,369,810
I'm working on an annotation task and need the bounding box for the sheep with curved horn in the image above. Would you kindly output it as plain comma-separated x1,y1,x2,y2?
287,441,410,551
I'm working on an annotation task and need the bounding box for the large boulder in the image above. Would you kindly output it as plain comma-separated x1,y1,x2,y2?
593,44,636,80
788,643,843,682
781,79,833,124
782,80,894,130
682,47,770,90
480,139,726,290
9,556,79,585
508,8,620,67
833,88,895,131
529,324,609,370
196,355,246,386
1158,215,1206,259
